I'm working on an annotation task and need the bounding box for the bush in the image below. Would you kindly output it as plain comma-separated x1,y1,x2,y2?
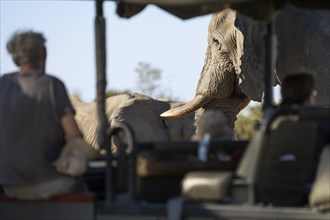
234,104,263,140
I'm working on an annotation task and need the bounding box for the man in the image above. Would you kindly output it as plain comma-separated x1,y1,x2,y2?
280,72,317,106
0,30,88,200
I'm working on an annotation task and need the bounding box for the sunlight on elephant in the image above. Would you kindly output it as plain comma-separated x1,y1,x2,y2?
71,93,195,151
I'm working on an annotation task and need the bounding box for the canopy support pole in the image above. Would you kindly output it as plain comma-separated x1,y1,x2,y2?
263,17,276,118
95,0,112,203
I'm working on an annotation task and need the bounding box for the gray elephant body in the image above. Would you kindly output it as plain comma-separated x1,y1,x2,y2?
71,93,195,150
161,5,330,128
275,6,330,105
241,5,330,105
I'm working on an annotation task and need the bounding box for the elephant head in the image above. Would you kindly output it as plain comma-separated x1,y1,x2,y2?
161,9,265,128
109,93,195,143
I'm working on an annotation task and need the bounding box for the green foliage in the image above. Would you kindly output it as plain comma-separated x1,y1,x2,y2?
103,62,176,100
234,104,263,140
105,89,131,98
71,91,82,100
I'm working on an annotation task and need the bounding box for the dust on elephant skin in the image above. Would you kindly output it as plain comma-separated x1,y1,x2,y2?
71,93,195,151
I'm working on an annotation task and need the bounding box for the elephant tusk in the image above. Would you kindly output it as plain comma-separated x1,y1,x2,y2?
160,95,210,118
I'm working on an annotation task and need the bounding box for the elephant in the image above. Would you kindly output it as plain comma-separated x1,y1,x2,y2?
71,93,195,151
161,5,330,129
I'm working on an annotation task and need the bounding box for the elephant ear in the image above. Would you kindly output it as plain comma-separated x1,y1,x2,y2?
212,9,243,76
231,25,244,77
275,5,330,106
235,13,266,102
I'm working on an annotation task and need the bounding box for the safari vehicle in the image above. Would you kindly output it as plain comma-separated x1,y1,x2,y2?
1,0,329,220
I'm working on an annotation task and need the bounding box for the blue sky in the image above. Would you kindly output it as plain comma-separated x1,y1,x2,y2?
1,1,212,102
1,1,279,105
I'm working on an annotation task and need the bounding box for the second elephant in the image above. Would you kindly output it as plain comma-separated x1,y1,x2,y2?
71,93,195,151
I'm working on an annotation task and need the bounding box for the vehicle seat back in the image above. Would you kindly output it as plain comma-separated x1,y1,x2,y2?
235,107,330,206
255,114,317,206
309,145,330,212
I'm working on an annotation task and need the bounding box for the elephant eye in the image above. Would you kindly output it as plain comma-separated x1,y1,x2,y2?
212,37,221,49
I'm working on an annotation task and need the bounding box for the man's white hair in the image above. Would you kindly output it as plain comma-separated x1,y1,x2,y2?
7,30,46,66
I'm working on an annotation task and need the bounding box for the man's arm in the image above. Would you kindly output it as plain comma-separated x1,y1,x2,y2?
61,112,83,139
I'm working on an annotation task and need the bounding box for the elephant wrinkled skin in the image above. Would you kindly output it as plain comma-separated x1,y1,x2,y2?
71,93,195,150
161,5,330,128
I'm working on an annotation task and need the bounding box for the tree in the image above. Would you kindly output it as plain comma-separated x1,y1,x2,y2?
104,62,176,100
135,62,176,100
234,104,263,140
105,89,131,98
135,62,162,98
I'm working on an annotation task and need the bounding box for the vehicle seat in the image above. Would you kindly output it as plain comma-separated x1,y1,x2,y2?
309,145,330,212
255,115,317,206
237,107,330,207
254,106,330,207
181,171,233,201
0,193,95,220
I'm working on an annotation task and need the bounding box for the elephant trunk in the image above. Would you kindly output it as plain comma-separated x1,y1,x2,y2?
160,94,211,117
161,60,237,123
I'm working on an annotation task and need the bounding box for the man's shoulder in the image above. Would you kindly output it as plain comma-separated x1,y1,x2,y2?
0,72,19,81
44,73,65,84
43,73,68,92
1,71,19,77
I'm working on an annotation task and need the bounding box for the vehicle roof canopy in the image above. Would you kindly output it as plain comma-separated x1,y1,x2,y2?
115,0,330,20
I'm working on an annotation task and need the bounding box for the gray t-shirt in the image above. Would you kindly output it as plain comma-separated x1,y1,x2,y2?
0,71,75,185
